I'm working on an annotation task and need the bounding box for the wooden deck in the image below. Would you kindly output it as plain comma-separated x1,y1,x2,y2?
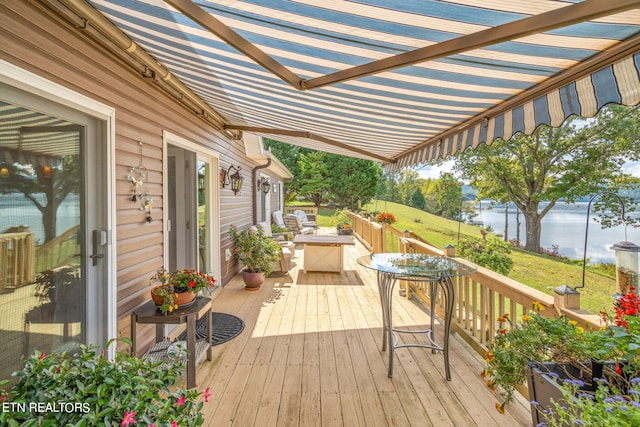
195,230,532,426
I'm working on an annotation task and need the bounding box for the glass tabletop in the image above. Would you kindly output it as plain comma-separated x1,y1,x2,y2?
357,253,476,278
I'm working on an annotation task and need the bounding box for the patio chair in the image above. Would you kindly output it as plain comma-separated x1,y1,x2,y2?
283,214,314,235
272,210,287,230
256,222,294,272
293,210,318,229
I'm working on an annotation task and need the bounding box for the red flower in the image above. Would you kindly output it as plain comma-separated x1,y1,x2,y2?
176,395,186,406
188,280,196,288
616,364,623,375
203,387,211,403
120,411,136,426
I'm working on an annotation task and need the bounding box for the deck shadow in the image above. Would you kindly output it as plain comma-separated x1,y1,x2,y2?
296,270,365,286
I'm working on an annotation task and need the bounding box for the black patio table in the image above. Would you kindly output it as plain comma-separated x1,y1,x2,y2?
357,253,476,380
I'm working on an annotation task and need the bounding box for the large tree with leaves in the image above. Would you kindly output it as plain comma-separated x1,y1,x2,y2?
452,105,640,253
264,139,381,207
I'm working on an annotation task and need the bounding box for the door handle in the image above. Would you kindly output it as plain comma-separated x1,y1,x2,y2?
90,230,104,266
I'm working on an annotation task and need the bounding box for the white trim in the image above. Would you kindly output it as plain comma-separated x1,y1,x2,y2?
0,59,117,355
162,131,221,282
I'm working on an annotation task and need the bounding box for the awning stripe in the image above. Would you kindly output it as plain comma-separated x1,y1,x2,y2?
84,0,639,171
390,52,640,171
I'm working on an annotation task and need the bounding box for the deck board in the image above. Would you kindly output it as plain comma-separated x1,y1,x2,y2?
198,230,532,426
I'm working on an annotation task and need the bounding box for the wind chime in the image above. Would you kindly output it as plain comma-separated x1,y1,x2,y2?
127,141,153,223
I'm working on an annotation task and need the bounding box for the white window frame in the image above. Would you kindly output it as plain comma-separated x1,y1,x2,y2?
162,131,221,281
0,59,117,354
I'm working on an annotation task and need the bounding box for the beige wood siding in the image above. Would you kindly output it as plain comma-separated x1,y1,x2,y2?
1,1,254,350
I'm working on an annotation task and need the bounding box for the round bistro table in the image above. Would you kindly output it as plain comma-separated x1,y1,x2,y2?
357,253,476,380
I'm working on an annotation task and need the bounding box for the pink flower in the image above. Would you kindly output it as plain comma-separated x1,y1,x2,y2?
171,422,178,427
39,351,45,360
203,387,211,403
176,395,186,406
120,411,136,426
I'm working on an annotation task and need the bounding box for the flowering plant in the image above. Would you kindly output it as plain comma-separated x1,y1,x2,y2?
151,268,216,314
0,338,210,426
482,302,600,412
375,211,396,224
534,376,640,426
599,288,640,368
484,290,640,416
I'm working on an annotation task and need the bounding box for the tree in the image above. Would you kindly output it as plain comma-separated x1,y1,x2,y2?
409,187,426,210
263,138,312,202
325,156,382,208
297,151,330,207
453,105,640,253
1,155,80,243
264,138,382,207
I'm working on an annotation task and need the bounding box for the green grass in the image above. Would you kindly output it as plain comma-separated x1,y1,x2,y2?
316,200,616,315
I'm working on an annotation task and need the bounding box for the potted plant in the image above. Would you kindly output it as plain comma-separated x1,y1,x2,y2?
229,226,282,290
0,338,209,426
483,293,640,422
333,209,353,235
150,268,216,314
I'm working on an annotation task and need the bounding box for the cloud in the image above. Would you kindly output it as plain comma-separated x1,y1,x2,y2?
622,161,640,177
415,160,455,179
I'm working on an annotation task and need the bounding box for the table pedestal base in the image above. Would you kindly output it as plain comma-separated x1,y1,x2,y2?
377,271,455,380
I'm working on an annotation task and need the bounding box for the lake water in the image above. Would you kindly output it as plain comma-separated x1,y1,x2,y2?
0,193,79,244
472,201,640,264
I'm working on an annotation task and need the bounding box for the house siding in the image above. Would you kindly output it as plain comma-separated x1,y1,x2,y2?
0,1,253,350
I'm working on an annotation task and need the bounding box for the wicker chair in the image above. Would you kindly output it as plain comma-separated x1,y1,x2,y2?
283,214,314,235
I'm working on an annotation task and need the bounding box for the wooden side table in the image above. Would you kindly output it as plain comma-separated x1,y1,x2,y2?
131,297,212,388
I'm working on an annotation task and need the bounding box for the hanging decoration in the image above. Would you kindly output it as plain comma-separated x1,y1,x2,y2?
127,141,147,202
139,191,154,223
127,141,152,222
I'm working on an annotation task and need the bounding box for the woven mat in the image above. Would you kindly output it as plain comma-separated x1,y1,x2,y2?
178,312,245,346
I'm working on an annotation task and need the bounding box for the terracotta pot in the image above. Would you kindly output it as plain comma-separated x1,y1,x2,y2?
242,270,265,290
151,286,196,306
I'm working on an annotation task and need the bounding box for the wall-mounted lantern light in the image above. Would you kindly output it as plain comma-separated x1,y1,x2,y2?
258,177,271,194
220,165,244,195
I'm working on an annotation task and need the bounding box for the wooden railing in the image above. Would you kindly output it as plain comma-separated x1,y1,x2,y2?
36,225,80,273
347,212,602,357
0,229,35,290
284,205,318,218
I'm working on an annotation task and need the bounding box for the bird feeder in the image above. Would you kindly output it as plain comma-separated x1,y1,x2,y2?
610,240,640,297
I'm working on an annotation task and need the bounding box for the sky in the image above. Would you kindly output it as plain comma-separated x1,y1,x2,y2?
416,160,640,180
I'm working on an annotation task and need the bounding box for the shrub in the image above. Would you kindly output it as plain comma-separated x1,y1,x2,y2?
375,211,396,224
0,338,208,426
458,236,513,275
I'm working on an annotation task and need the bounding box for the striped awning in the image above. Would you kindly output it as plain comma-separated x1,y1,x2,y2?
0,102,79,167
86,0,640,170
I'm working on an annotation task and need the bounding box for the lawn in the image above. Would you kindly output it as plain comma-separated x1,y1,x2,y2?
314,200,617,315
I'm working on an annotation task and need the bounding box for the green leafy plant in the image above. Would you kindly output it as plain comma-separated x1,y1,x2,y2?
458,236,513,275
332,209,352,228
0,338,209,426
482,302,600,412
151,268,216,314
229,226,282,276
485,292,640,415
535,376,640,426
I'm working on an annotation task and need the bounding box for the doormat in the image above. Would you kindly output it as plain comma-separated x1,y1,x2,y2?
178,312,245,346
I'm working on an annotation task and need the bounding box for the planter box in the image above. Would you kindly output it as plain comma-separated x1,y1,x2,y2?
526,361,618,427
337,228,353,235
